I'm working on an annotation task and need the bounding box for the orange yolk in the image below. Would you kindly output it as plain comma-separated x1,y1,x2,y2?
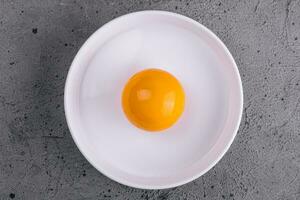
122,68,185,132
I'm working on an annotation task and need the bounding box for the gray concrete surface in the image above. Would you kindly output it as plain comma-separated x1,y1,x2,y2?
0,0,299,199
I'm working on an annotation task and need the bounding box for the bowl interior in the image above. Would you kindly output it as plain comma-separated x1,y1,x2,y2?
65,11,243,189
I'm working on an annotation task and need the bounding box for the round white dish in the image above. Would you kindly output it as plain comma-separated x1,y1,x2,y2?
64,11,243,189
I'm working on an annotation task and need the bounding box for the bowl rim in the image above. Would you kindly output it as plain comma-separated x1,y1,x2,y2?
64,10,243,189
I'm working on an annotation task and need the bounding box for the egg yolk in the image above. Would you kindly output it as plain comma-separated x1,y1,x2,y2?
122,68,185,132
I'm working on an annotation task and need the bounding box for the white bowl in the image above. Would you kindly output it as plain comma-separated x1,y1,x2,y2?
64,11,243,189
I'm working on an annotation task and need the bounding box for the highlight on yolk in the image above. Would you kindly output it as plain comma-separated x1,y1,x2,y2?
122,68,185,132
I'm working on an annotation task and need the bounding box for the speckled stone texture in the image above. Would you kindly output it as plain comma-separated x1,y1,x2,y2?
0,0,299,199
